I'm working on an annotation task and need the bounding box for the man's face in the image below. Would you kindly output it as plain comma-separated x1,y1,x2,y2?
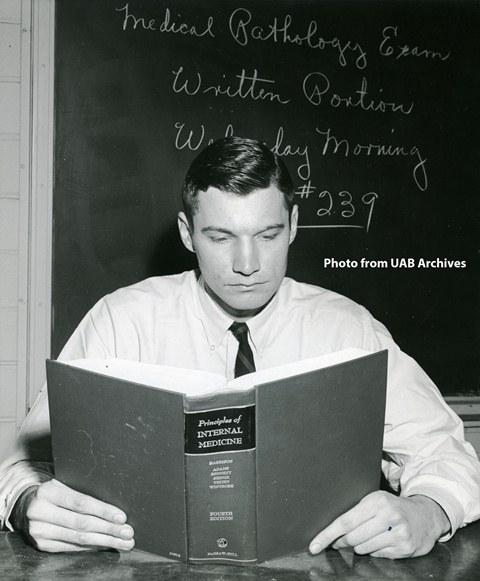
178,185,298,320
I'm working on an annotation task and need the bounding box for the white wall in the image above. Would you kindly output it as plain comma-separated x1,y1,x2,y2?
0,0,52,460
0,0,29,459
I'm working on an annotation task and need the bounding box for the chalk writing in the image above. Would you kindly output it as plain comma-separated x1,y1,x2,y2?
296,181,316,200
362,192,378,232
315,127,428,191
271,127,311,180
172,67,291,104
228,8,368,69
175,122,235,151
379,26,450,61
123,3,462,229
303,73,414,114
297,189,378,232
116,3,215,37
175,122,312,184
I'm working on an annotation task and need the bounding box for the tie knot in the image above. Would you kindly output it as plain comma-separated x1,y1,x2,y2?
229,322,249,342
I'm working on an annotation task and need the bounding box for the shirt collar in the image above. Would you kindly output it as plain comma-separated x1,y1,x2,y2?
193,274,281,355
195,276,233,350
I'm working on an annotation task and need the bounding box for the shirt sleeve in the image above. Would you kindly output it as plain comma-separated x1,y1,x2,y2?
0,385,53,530
0,298,115,530
360,311,480,539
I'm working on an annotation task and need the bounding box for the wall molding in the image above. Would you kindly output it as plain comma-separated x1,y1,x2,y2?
24,0,55,411
15,0,32,426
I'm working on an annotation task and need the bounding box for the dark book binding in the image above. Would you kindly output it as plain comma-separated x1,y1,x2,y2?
47,349,387,564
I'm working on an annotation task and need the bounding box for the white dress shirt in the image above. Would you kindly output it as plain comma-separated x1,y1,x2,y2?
1,270,479,537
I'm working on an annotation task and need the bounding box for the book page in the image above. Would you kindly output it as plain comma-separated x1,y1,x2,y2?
227,348,373,390
64,348,373,397
65,358,228,395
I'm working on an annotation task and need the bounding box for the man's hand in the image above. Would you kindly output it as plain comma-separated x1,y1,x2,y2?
18,479,135,553
309,491,450,559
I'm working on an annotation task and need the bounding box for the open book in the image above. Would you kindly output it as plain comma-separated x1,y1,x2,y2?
47,348,388,564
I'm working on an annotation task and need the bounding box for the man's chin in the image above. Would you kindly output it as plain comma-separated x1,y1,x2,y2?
205,282,277,319
223,291,277,319
217,292,272,319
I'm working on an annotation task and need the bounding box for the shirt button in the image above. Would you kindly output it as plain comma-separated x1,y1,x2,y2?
210,345,215,351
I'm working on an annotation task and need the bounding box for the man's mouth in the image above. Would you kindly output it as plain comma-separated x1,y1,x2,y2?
229,282,265,288
229,282,266,290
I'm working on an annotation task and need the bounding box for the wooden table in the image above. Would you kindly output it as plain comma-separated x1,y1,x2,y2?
2,522,480,580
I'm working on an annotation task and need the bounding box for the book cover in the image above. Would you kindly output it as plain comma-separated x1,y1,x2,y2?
47,348,387,564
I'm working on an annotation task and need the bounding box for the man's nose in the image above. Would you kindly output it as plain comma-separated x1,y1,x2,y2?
232,239,260,276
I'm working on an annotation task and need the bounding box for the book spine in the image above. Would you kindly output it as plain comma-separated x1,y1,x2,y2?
184,391,257,564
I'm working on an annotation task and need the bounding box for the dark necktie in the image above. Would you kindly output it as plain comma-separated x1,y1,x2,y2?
230,322,256,378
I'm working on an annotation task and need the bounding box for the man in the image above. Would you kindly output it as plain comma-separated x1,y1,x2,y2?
1,137,479,557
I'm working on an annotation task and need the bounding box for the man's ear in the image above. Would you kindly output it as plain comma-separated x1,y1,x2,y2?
289,205,299,245
178,212,195,253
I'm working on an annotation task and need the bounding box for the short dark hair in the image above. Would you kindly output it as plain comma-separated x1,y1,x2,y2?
182,136,294,227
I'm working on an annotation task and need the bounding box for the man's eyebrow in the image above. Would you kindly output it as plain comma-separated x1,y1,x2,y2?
201,227,235,235
256,224,286,234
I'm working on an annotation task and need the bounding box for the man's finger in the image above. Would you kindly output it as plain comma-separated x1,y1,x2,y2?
33,538,127,553
32,539,102,553
331,514,388,550
349,530,395,556
309,505,373,555
37,480,127,524
28,502,134,540
30,522,135,552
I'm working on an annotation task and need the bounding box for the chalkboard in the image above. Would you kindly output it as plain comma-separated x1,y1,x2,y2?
54,0,479,396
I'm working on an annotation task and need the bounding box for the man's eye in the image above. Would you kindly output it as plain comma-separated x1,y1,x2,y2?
260,233,279,241
210,236,229,243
